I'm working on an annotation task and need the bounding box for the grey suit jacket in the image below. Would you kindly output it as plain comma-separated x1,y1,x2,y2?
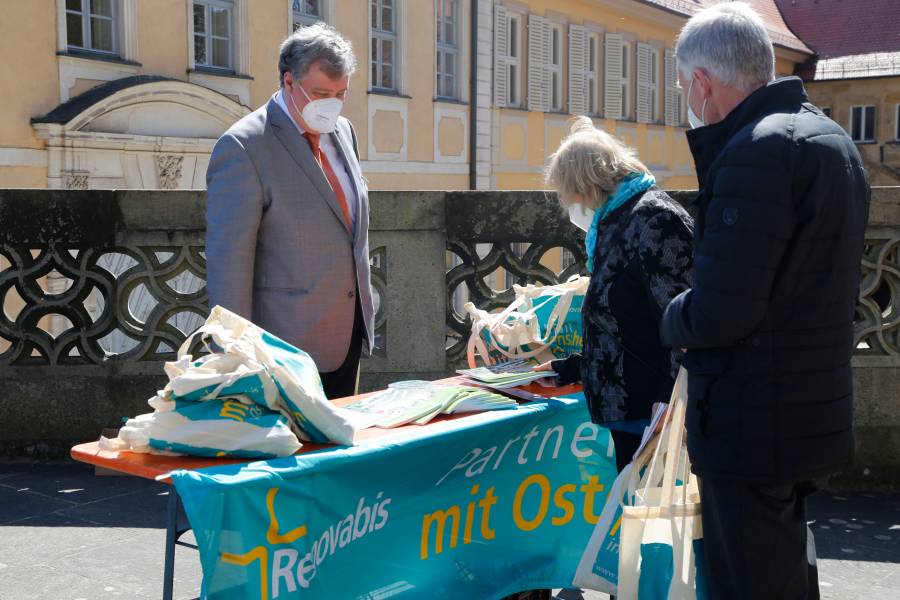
205,94,374,372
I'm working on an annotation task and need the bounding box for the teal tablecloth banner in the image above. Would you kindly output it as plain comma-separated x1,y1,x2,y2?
171,394,619,599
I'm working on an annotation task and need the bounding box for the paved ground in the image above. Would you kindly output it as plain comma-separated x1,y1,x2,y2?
0,460,897,600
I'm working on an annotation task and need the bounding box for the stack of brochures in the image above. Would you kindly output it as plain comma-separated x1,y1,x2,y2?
455,359,552,389
343,381,518,428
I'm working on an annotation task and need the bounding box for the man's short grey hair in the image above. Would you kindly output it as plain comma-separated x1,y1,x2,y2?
278,22,357,85
675,2,775,92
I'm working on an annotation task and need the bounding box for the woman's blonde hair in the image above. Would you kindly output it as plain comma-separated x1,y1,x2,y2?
544,116,649,209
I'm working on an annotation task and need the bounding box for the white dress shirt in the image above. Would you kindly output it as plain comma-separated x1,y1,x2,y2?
274,90,357,232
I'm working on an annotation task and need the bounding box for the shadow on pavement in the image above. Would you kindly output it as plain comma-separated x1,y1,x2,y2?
0,459,184,529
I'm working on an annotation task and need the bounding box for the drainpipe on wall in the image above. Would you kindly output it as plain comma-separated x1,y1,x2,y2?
469,0,479,190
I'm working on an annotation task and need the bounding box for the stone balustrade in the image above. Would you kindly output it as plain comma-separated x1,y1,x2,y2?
1,188,897,487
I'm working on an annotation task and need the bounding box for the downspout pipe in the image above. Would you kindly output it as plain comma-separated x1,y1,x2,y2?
469,0,479,190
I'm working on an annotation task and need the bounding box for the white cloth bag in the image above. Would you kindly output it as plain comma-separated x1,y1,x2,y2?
464,276,588,367
617,368,709,599
178,306,369,445
573,459,635,593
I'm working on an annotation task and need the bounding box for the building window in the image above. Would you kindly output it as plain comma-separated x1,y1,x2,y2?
664,48,684,126
66,0,116,54
293,0,323,30
850,105,876,142
649,50,659,122
637,43,659,123
549,23,563,111
507,13,522,106
371,0,398,91
494,5,524,108
436,0,459,99
193,0,233,70
587,32,599,115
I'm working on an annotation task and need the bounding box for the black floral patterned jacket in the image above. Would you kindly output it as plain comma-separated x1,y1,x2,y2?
553,188,694,423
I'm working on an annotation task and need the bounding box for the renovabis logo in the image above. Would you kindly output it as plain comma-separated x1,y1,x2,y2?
220,487,391,599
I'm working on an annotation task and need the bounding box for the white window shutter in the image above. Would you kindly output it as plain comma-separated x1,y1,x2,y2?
543,23,553,109
604,33,623,120
664,48,678,126
636,43,652,123
494,5,509,108
528,15,549,111
568,25,587,116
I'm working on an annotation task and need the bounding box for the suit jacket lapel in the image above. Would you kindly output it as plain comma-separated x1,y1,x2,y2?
267,98,352,240
329,124,366,246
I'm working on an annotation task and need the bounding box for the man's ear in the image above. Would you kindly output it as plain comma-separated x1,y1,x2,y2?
694,68,712,96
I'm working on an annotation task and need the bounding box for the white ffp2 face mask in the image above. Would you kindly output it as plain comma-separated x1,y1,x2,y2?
687,78,707,129
288,83,344,134
568,203,595,232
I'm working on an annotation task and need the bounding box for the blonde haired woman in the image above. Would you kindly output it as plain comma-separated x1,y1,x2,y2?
540,117,694,472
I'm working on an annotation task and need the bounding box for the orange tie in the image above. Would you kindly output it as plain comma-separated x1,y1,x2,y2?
303,131,352,232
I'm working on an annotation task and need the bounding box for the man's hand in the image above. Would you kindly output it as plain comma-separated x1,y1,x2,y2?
534,361,555,372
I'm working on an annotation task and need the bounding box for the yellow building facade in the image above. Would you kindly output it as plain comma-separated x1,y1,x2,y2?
805,74,900,186
0,0,812,194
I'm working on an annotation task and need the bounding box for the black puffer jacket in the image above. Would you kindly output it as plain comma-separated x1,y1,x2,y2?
661,77,870,484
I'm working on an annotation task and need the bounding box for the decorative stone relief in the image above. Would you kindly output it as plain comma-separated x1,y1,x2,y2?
64,171,89,190
155,155,184,190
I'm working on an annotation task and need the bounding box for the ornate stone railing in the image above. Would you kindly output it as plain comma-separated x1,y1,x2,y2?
1,188,899,487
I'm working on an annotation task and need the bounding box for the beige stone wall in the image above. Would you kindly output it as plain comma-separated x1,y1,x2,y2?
138,0,189,79
0,167,48,188
0,0,809,194
487,0,809,192
490,0,700,191
806,77,900,186
336,0,370,160
0,0,59,150
248,0,287,107
364,172,468,190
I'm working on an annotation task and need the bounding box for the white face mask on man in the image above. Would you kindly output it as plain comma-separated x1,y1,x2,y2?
686,77,708,129
287,82,344,134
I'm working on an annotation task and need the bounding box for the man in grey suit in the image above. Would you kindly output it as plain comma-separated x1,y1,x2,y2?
205,23,374,400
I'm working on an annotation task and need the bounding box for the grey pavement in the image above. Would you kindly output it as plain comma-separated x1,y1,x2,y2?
0,460,897,600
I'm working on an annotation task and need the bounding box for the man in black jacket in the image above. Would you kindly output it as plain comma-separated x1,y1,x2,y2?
661,4,869,599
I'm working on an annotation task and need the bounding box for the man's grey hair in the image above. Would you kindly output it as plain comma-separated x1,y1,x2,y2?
675,2,775,92
278,22,357,85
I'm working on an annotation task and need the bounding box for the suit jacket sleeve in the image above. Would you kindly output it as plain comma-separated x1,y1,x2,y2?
205,133,263,319
661,137,796,349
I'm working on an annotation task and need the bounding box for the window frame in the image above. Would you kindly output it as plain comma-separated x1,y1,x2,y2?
620,40,631,119
585,30,600,116
371,0,399,92
506,11,523,107
849,104,876,143
292,0,324,30
648,47,659,122
435,0,460,100
548,22,564,112
66,0,118,55
192,0,234,72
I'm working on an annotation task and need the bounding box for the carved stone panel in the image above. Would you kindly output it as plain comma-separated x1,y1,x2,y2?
155,155,184,190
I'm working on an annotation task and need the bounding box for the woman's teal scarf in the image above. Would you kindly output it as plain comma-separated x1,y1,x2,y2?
585,172,656,272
